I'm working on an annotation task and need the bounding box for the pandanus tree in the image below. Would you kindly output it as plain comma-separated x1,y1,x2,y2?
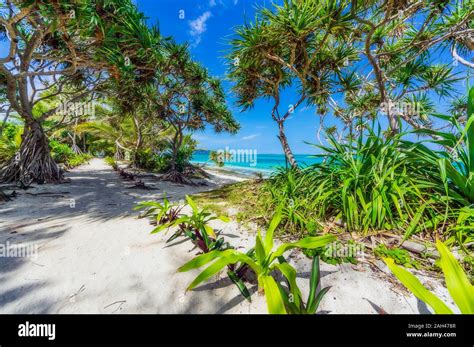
350,0,473,135
157,43,239,183
0,0,161,185
228,0,357,169
110,82,164,167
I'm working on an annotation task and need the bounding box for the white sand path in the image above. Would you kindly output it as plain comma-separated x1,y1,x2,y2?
0,158,457,314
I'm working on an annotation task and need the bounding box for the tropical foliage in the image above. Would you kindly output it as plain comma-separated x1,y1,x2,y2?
259,89,474,251
178,208,336,314
0,0,238,186
1,0,473,316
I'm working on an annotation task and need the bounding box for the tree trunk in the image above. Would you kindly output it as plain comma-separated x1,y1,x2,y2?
0,119,62,185
170,128,183,173
114,145,122,160
162,129,193,184
277,121,298,170
70,119,82,155
82,134,87,153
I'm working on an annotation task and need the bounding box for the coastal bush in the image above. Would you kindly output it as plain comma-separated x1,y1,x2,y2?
262,167,320,234
0,124,22,164
49,140,92,169
263,128,440,235
161,138,196,173
49,140,75,163
135,149,166,172
135,149,156,170
65,153,93,169
384,240,474,314
397,87,474,249
104,156,118,170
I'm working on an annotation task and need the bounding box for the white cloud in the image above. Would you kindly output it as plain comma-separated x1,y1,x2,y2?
209,0,217,7
189,11,212,47
242,133,261,141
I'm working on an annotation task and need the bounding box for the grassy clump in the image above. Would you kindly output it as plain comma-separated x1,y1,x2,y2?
192,180,270,226
65,153,93,169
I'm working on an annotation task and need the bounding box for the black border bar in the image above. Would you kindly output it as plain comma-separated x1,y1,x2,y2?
0,314,472,345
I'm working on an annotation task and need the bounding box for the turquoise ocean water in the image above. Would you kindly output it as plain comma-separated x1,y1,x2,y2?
191,152,321,177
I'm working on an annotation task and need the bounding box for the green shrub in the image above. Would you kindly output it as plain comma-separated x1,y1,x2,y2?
65,153,92,168
375,244,419,269
49,140,75,163
402,88,474,207
262,127,440,236
104,156,118,170
135,148,162,171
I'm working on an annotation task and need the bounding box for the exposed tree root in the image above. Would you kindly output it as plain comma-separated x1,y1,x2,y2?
119,169,135,180
0,122,63,186
184,165,210,179
0,189,11,202
161,169,195,185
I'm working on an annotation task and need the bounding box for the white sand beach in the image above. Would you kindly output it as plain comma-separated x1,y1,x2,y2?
0,158,457,314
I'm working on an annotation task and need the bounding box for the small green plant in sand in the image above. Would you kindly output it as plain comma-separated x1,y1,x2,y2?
136,195,229,251
135,195,182,231
304,240,360,265
136,195,251,299
178,207,336,314
278,255,331,314
375,244,420,269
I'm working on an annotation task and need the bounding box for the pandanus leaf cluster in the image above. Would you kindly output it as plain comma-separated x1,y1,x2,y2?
403,87,474,207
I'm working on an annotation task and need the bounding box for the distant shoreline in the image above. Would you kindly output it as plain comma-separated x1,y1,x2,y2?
191,153,320,177
191,161,273,179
